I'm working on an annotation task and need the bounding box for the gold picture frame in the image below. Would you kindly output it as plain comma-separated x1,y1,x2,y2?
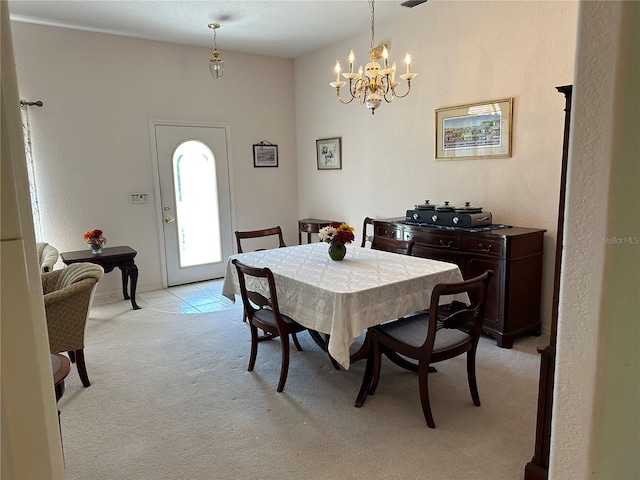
435,98,513,160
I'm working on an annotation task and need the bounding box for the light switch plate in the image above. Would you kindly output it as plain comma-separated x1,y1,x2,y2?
129,193,149,204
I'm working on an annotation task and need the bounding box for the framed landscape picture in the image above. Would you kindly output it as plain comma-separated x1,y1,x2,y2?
316,137,342,170
253,143,278,167
435,98,513,160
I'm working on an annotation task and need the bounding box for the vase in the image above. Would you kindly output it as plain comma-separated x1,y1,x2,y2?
328,242,346,261
89,243,103,254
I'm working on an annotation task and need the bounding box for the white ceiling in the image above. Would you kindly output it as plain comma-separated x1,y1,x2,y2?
8,0,427,59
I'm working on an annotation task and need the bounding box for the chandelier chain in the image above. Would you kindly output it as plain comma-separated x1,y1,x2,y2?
369,0,375,51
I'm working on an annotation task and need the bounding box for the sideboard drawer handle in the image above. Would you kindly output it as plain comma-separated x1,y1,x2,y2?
439,240,453,248
302,224,309,229
479,243,493,252
384,230,395,237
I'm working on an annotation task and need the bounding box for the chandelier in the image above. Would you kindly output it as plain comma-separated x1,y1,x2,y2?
208,23,224,79
330,0,417,114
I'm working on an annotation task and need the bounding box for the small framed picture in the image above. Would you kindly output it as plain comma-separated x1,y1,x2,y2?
316,137,342,170
253,143,278,167
435,98,513,160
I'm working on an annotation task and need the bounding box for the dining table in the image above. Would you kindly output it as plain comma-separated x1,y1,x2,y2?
221,242,467,369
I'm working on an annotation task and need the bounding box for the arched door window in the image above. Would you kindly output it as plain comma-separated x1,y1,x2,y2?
172,140,221,267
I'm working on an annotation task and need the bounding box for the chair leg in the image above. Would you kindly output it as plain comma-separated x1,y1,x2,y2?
248,323,259,372
467,345,481,407
74,349,91,387
277,335,291,392
418,362,435,428
68,350,76,363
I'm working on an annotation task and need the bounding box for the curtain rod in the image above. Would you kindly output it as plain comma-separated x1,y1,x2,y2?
20,100,43,107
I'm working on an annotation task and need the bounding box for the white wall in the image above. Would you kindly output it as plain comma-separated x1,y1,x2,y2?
1,5,65,476
551,1,640,478
294,0,578,333
10,22,299,296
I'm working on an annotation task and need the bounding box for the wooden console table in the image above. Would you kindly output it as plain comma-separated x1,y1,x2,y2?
374,219,545,348
298,218,336,244
61,246,140,310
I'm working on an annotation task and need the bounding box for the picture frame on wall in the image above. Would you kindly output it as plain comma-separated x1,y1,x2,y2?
435,98,513,160
253,142,278,167
316,137,342,170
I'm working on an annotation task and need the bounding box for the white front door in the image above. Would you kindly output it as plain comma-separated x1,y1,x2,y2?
154,124,233,286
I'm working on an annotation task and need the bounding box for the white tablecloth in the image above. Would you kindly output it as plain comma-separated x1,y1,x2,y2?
222,242,466,369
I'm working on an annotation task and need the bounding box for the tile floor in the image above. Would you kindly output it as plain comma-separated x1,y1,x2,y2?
131,278,236,314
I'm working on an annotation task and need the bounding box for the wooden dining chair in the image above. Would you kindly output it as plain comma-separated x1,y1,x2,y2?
232,259,307,392
361,217,375,247
371,235,415,256
234,226,287,331
355,270,493,428
235,226,286,253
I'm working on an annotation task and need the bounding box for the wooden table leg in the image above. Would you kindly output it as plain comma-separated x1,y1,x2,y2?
119,262,141,310
308,330,341,370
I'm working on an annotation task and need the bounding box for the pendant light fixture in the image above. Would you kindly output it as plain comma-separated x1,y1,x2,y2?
208,23,224,79
330,0,417,114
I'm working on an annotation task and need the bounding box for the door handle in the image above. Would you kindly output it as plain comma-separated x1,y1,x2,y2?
164,217,176,224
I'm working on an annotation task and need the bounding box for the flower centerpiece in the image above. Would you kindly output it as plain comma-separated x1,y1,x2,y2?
83,229,106,254
318,221,355,261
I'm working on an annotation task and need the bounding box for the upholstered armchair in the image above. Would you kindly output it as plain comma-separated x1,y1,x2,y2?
41,263,104,387
36,242,59,272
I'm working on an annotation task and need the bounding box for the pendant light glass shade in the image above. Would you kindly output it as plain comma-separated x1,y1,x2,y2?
210,53,224,79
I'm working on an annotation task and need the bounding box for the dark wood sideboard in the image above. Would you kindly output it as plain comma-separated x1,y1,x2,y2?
373,219,545,348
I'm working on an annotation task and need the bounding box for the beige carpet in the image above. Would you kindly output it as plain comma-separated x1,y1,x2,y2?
59,299,545,480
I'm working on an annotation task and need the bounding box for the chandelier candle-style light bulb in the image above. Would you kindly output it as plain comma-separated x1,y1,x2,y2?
329,0,417,114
